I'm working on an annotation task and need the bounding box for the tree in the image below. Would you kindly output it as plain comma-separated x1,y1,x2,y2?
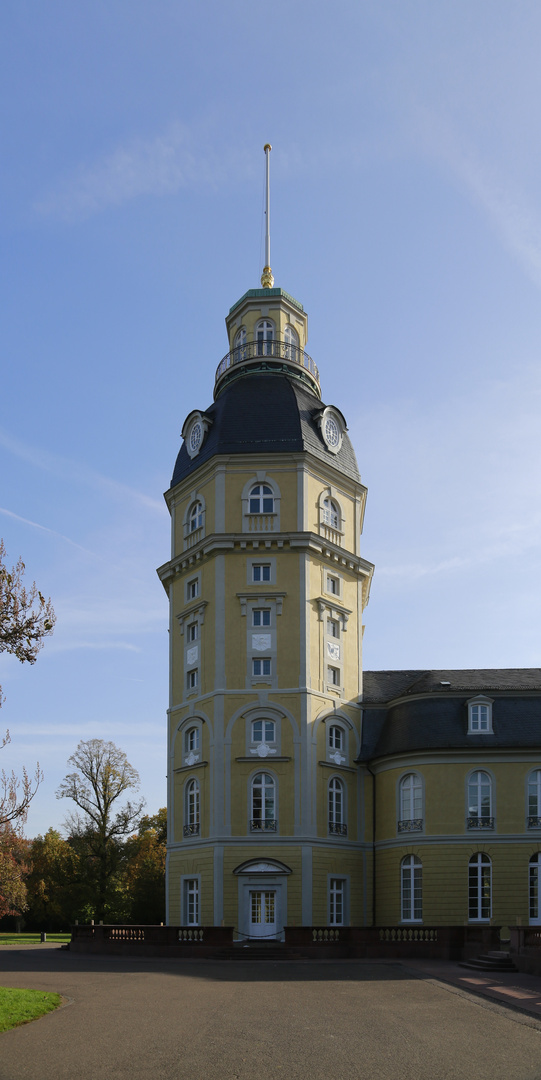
123,809,167,924
25,829,84,931
0,539,55,826
0,823,30,920
56,739,145,922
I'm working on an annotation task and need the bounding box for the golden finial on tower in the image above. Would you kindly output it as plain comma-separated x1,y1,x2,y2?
261,143,274,288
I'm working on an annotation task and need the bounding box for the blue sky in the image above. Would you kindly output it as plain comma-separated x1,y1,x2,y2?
1,1,541,835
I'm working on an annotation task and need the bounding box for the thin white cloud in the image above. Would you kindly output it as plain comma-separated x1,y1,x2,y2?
35,123,255,221
0,506,95,555
0,426,165,514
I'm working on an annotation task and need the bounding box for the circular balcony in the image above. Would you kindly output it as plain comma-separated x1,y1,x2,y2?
214,337,320,399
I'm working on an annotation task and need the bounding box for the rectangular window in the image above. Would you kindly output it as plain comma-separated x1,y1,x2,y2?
187,669,198,690
253,658,271,677
188,622,198,642
327,618,339,638
252,564,271,583
187,578,199,600
328,666,340,686
253,608,271,627
329,878,345,926
252,720,275,743
184,879,199,926
326,575,339,595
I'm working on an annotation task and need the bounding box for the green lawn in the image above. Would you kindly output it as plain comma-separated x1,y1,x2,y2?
0,987,62,1032
0,933,71,945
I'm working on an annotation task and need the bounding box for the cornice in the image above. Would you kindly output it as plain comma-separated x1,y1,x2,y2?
157,530,374,590
359,748,541,771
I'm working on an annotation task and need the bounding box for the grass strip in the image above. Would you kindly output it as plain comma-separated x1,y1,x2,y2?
0,934,70,945
0,987,62,1032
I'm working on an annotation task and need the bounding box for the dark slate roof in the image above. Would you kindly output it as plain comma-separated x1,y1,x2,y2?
170,374,360,488
362,669,541,704
359,669,541,761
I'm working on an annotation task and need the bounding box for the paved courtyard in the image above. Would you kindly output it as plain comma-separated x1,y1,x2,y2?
1,946,541,1080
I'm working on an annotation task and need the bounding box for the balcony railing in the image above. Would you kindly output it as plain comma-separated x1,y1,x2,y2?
398,818,424,833
250,818,277,832
215,338,320,391
183,823,200,837
467,816,494,830
328,821,347,836
528,816,541,828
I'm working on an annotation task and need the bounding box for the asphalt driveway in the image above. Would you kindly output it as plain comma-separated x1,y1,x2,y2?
0,946,540,1080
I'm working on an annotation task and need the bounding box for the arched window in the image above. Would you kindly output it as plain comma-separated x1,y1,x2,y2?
184,779,200,837
323,497,340,530
469,853,491,920
189,501,203,533
250,773,276,832
528,770,541,828
467,771,493,829
530,853,541,924
399,774,423,832
256,319,274,356
328,777,347,836
401,855,422,922
234,326,247,361
249,484,274,514
283,324,299,359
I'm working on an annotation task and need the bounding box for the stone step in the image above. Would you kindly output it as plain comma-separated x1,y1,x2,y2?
459,956,517,972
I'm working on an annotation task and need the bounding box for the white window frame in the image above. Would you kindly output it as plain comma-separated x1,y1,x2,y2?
528,770,541,828
467,696,493,734
252,658,271,678
250,771,277,832
234,326,247,361
327,875,349,926
253,608,271,628
252,719,276,745
327,665,340,688
328,776,347,836
185,572,201,603
187,668,198,691
467,770,494,829
255,318,275,356
530,853,541,925
187,621,198,643
252,563,272,583
283,323,299,359
468,853,491,921
401,855,422,922
181,875,201,926
184,778,200,838
398,773,424,833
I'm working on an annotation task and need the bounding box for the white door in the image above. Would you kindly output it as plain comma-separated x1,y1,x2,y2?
249,890,277,938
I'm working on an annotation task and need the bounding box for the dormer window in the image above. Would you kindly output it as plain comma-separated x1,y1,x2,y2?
468,696,493,734
256,319,274,356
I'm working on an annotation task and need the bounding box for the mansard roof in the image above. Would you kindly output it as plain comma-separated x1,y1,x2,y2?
170,373,360,488
360,668,541,761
